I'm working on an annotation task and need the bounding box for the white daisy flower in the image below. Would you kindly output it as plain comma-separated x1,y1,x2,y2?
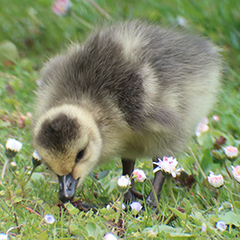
130,201,142,212
104,233,117,240
216,221,227,231
207,172,224,188
32,150,42,167
231,165,240,183
117,175,131,193
0,233,8,240
224,146,238,161
2,139,23,180
153,156,182,178
5,138,23,158
132,169,147,182
44,214,55,224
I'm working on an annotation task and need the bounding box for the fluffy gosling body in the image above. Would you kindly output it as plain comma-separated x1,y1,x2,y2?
33,21,222,202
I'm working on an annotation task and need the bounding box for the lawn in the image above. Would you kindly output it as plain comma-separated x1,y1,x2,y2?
0,0,240,239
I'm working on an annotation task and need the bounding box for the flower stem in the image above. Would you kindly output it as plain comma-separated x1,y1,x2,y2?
23,166,37,187
1,157,10,181
224,161,232,179
166,177,177,205
88,0,111,19
217,188,221,206
215,189,221,217
180,212,189,233
115,194,124,224
233,180,239,197
147,179,162,213
224,186,237,213
71,12,93,29
188,146,207,179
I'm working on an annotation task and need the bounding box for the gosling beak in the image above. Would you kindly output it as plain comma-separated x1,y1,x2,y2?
58,173,79,203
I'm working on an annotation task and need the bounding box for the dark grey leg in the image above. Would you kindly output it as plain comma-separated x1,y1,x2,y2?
121,158,143,203
122,158,135,176
146,159,166,206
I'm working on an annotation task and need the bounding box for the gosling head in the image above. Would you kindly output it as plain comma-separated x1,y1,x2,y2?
33,104,102,203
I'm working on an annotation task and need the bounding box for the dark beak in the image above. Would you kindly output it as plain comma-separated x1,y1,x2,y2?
58,173,79,203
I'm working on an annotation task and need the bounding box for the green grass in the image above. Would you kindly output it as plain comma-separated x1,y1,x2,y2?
1,0,240,239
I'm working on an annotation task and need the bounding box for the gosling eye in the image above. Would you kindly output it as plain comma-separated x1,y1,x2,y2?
75,149,85,163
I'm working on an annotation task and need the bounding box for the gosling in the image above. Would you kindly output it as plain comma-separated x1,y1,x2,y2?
33,21,222,204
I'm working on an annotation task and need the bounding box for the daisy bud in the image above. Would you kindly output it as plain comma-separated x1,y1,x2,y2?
195,123,209,137
26,112,32,119
211,149,225,164
224,146,238,162
2,139,23,180
52,0,72,16
10,161,17,170
231,165,240,183
104,233,117,240
44,214,55,224
32,150,42,168
212,115,220,122
117,175,131,194
195,117,209,137
176,16,188,27
216,221,227,231
130,201,142,212
213,136,226,150
207,172,224,188
211,115,220,127
218,202,233,213
201,223,207,232
132,169,147,182
5,138,23,159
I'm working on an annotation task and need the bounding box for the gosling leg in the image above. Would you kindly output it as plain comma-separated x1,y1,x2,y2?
121,158,143,203
146,158,166,207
